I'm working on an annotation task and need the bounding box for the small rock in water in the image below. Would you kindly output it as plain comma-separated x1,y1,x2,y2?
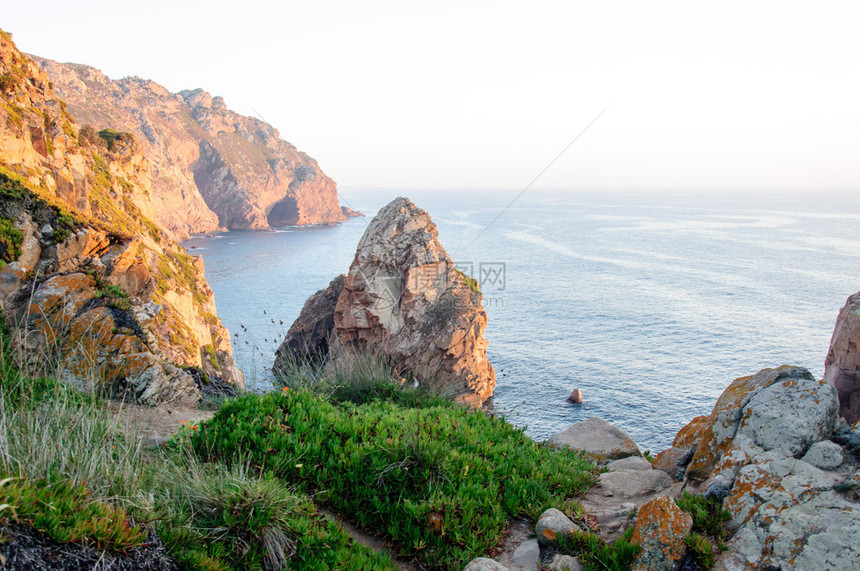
568,389,583,403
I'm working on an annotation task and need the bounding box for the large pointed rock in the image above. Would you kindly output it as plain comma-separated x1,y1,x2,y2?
824,291,860,424
277,197,495,403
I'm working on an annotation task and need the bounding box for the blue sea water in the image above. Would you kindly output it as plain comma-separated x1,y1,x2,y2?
183,189,860,452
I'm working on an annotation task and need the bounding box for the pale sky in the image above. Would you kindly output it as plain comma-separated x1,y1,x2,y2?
4,1,859,192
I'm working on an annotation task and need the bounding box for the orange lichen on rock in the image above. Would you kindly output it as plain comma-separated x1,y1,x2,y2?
673,415,708,448
631,495,692,571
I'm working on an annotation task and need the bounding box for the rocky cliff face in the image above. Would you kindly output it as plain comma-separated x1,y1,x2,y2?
32,57,354,240
824,290,860,424
0,29,242,403
274,197,496,404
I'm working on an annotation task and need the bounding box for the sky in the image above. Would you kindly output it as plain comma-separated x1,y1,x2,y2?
3,1,860,192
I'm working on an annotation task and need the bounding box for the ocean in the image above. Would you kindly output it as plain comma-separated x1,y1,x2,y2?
182,189,860,452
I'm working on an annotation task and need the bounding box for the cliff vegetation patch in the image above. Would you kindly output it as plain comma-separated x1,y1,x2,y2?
193,362,597,570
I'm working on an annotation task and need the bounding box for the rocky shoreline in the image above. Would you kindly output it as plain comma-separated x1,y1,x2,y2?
466,363,860,571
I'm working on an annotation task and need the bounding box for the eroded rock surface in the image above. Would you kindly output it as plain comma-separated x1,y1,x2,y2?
275,197,495,404
273,274,345,366
824,290,860,424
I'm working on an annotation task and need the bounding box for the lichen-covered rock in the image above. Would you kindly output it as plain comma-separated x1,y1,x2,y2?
686,366,838,481
673,415,709,448
273,274,345,366
724,453,836,529
801,440,843,470
547,417,641,462
722,464,858,569
536,508,579,546
630,495,692,571
652,446,694,480
463,558,508,571
824,290,860,423
277,197,495,403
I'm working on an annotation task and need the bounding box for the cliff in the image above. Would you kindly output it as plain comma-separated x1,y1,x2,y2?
0,29,243,403
31,56,355,240
275,197,496,404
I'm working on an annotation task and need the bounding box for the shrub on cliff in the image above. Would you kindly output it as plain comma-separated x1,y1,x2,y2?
193,389,597,569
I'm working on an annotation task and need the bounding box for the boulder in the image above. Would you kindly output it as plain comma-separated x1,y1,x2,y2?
463,558,508,571
606,456,653,472
685,366,838,481
277,198,496,403
536,508,579,546
597,469,673,499
824,290,860,423
630,495,692,571
547,417,641,462
801,440,843,471
273,274,345,366
567,388,583,403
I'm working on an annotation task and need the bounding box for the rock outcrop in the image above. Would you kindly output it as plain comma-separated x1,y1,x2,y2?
0,29,242,403
560,362,858,571
646,365,859,570
684,365,838,482
32,57,352,240
275,197,496,404
824,290,860,424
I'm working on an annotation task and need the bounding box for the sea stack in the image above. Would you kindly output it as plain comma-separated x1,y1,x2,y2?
275,197,496,404
824,290,860,423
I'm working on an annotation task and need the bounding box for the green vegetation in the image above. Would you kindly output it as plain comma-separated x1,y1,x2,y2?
95,282,131,311
0,170,79,245
195,355,596,569
97,128,124,151
685,533,716,569
557,527,641,571
675,491,731,542
203,344,220,371
456,268,481,294
0,74,18,93
0,477,145,551
674,491,731,568
0,215,23,267
0,324,396,570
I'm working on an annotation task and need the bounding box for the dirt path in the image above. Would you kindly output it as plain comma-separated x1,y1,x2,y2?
320,509,422,571
107,402,215,446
